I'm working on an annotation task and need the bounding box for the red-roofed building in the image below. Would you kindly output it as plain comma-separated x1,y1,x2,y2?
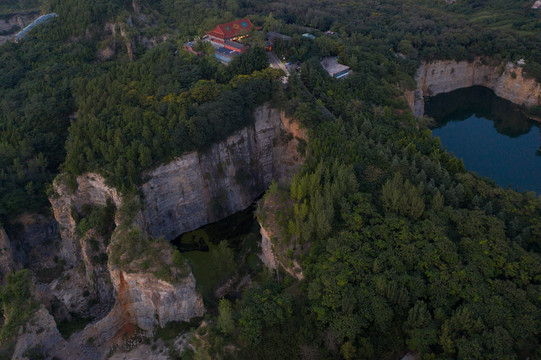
207,18,253,53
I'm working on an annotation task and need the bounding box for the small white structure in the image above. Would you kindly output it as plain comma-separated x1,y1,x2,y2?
533,0,541,9
517,58,526,67
321,57,350,79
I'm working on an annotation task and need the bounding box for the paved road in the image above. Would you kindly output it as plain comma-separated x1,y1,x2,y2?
268,51,289,76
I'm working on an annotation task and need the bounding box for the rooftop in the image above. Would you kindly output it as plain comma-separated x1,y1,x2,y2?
321,57,350,77
207,18,253,39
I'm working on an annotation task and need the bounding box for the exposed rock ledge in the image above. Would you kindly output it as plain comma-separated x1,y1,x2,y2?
43,173,205,359
259,224,304,280
142,103,307,241
0,227,15,284
406,59,541,117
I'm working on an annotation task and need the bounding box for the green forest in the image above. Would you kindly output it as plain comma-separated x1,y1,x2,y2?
0,0,540,359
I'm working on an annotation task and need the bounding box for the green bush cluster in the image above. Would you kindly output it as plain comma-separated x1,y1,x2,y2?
0,270,38,358
109,226,190,283
74,198,116,239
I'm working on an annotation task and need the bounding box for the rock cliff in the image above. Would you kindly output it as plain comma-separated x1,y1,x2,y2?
0,227,15,284
407,59,541,117
45,173,205,359
259,225,303,280
11,307,76,360
142,103,306,241
46,174,122,319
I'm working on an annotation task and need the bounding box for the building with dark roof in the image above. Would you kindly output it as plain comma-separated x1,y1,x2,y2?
321,57,350,79
214,47,238,63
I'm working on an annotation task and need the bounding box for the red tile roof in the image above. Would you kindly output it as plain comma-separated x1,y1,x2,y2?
207,18,253,40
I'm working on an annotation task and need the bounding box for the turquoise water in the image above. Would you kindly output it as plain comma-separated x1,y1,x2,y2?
425,86,541,194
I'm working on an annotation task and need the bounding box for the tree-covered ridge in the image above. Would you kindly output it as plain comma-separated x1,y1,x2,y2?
63,45,277,192
250,61,541,358
0,0,40,14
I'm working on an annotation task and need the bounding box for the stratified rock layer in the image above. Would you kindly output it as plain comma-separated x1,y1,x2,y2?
407,59,541,117
142,103,306,241
0,227,15,284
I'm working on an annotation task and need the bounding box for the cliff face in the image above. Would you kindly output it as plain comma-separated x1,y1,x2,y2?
46,174,122,319
408,59,541,117
11,307,76,360
47,173,205,359
142,103,306,241
108,270,204,330
0,228,15,284
51,174,123,266
259,224,304,280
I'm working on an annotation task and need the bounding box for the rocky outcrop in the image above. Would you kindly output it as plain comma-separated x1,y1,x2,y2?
47,171,204,359
46,174,122,318
259,226,278,271
109,270,204,330
11,307,76,360
407,59,541,117
259,224,303,280
51,174,122,266
61,269,203,359
142,103,306,241
0,228,15,284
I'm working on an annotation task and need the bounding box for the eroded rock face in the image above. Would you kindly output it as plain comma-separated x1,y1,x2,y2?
51,174,122,266
11,307,76,360
60,270,204,359
142,103,306,241
0,228,15,284
408,59,541,117
110,270,204,330
46,174,122,319
47,171,205,358
259,224,303,280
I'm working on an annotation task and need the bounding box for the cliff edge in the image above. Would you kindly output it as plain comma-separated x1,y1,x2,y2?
407,59,541,117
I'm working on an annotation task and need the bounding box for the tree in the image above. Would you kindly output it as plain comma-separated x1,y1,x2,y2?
229,47,269,76
211,241,236,282
217,299,235,335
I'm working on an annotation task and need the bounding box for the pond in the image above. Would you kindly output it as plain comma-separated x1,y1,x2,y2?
171,201,262,303
425,86,541,194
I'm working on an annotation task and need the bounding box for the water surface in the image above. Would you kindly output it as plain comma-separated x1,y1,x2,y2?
425,86,541,194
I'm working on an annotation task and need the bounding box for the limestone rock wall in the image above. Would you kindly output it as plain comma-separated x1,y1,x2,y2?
46,174,122,318
142,103,306,241
48,173,205,359
50,174,122,266
11,307,76,360
258,224,303,280
409,59,541,117
0,227,15,284
109,270,205,330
